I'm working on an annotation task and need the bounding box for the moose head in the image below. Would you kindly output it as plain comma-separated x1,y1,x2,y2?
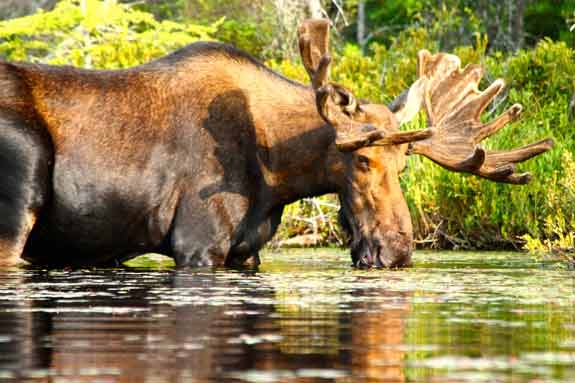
298,20,553,268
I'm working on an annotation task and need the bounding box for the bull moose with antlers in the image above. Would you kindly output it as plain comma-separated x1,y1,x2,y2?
0,19,552,268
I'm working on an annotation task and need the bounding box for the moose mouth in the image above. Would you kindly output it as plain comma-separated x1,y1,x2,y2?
350,235,413,269
339,210,413,268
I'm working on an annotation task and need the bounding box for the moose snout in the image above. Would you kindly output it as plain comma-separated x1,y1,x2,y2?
354,231,413,269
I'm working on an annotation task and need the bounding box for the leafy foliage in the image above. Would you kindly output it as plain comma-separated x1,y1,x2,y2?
215,18,272,59
521,151,575,263
0,0,220,68
342,0,573,53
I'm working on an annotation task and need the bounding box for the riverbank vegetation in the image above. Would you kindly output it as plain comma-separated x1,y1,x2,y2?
0,0,573,260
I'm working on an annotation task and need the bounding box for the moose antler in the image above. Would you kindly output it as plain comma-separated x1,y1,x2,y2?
298,19,433,152
406,50,553,184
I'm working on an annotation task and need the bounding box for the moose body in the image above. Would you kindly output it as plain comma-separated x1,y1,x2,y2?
0,43,341,267
0,20,552,268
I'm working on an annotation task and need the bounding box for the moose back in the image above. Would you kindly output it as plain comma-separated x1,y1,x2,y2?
0,20,552,268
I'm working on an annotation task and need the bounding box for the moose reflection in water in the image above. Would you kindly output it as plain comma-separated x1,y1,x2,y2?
2,250,575,383
0,269,410,383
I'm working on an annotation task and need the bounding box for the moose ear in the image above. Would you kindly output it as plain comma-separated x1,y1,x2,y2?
388,78,427,125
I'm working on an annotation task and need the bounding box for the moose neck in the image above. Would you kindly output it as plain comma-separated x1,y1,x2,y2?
152,47,344,209
242,77,341,207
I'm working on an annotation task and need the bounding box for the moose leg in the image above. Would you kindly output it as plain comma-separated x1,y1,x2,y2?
170,193,239,268
0,110,52,266
0,211,37,266
226,248,260,268
225,206,284,268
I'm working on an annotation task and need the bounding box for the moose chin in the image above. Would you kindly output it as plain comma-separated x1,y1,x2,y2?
0,19,552,269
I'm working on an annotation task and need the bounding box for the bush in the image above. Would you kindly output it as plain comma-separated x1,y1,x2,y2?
0,0,219,68
214,19,271,59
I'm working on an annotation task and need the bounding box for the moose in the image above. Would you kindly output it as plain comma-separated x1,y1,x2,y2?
0,19,552,268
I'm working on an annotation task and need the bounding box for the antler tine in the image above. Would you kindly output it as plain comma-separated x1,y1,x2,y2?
485,138,554,164
477,104,522,142
298,20,360,115
409,50,553,184
418,49,461,80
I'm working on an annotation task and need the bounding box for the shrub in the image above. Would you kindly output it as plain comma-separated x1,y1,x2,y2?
0,0,219,68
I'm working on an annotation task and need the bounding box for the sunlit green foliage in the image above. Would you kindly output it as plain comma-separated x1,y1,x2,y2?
522,151,575,263
0,0,219,68
156,0,277,59
273,197,345,248
342,0,573,52
215,18,272,59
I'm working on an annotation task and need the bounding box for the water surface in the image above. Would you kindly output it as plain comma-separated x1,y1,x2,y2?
0,250,573,382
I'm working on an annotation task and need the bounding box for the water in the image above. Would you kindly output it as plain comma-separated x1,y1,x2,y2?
0,249,573,383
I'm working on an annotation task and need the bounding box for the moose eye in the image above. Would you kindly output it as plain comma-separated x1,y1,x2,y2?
355,154,371,170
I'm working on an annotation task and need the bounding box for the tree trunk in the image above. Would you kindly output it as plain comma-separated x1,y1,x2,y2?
511,0,525,51
357,0,366,50
307,0,323,19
